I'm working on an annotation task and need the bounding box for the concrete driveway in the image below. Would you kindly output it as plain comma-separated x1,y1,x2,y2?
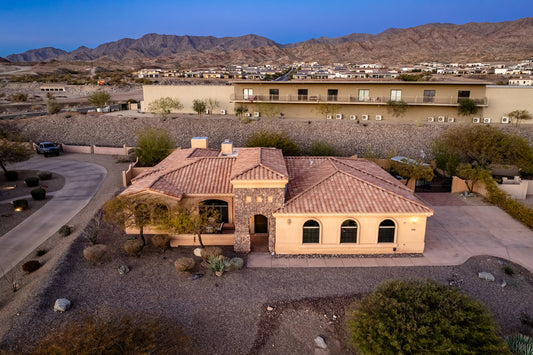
248,193,533,272
0,156,106,277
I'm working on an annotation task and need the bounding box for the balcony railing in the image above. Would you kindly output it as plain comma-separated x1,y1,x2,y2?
232,94,487,106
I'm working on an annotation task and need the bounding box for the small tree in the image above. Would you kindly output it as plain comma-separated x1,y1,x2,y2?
148,97,183,118
88,91,111,108
0,139,33,174
246,130,300,156
234,104,248,117
508,109,532,127
206,98,220,112
135,127,174,167
391,158,434,186
456,163,491,193
346,279,507,354
165,203,220,248
192,99,207,115
47,98,61,115
457,98,479,116
432,142,460,177
386,99,408,117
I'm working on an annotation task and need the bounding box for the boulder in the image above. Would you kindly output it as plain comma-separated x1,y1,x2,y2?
478,272,495,281
54,298,71,312
118,265,130,275
314,336,327,349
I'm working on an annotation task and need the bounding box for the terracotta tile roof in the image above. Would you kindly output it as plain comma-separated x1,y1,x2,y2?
281,157,432,214
231,148,288,180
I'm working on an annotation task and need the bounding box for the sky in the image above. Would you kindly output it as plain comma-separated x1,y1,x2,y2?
0,0,531,57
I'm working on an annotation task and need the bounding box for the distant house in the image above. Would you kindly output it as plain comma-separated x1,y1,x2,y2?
509,78,533,86
122,138,433,255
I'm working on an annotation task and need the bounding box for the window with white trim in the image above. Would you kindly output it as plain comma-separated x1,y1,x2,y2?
390,89,402,102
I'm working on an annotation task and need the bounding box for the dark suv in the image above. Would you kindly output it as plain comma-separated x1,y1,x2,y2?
36,142,60,157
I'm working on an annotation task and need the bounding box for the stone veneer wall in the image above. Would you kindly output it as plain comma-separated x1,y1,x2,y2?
233,187,285,253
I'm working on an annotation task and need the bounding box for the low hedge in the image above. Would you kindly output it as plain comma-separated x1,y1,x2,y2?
25,176,39,187
13,199,28,211
485,179,533,229
31,187,46,200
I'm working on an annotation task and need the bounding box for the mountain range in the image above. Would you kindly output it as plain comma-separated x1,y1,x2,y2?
5,18,533,65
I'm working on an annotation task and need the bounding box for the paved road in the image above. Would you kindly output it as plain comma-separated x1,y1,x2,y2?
248,193,533,272
0,157,106,277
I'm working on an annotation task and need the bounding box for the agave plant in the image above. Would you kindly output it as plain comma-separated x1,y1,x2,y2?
506,334,533,355
207,255,231,276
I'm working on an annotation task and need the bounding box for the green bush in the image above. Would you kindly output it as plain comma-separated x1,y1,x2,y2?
135,127,174,167
31,187,46,200
5,170,19,181
58,225,72,237
246,130,300,156
506,334,533,355
36,249,48,257
25,176,39,187
485,179,533,229
346,279,508,354
29,314,195,355
124,238,144,256
37,171,53,180
307,140,340,156
229,257,244,270
174,257,195,272
22,260,41,273
13,199,28,211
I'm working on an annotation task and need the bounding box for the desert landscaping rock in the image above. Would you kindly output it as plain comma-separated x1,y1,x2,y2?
314,336,327,349
118,265,130,275
478,272,496,281
53,298,71,312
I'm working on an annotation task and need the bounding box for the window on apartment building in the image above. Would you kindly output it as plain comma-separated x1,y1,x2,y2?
243,88,254,100
269,89,279,101
457,90,470,103
423,90,435,103
358,89,370,102
298,89,308,101
390,89,402,101
378,219,396,243
302,220,320,243
327,89,338,101
340,220,358,243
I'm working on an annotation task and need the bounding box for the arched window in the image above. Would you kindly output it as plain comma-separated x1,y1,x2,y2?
378,219,396,243
200,199,229,223
302,220,320,243
340,219,358,243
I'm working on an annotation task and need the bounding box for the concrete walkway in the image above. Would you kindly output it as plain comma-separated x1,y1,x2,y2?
248,194,533,272
0,157,106,277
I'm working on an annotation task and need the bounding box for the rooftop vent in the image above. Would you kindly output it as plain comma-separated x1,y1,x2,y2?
221,139,233,155
191,137,208,149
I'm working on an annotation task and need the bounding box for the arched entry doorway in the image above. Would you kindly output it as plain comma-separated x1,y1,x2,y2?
251,214,269,252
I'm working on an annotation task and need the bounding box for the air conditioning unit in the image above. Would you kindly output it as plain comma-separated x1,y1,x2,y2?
205,109,210,114
349,115,357,120
335,113,343,120
438,116,446,122
501,116,510,124
326,114,333,120
375,115,382,121
361,114,369,120
483,117,491,124
220,109,226,115
254,112,260,117
472,117,480,123
448,117,455,123
244,113,252,117
427,117,435,122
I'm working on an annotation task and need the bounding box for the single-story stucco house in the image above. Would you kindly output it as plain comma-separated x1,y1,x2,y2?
121,137,433,255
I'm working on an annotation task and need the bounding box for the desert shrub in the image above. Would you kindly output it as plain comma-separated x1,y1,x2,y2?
346,279,507,354
22,260,41,273
5,170,18,181
58,225,72,236
31,187,46,200
83,244,107,263
25,176,39,187
124,238,144,256
83,211,102,245
229,257,244,270
200,246,222,261
503,266,515,276
29,314,195,355
36,249,47,257
174,257,195,272
246,130,301,156
506,334,533,355
207,255,231,276
151,235,170,251
11,92,28,102
37,171,53,180
13,199,28,211
307,140,340,156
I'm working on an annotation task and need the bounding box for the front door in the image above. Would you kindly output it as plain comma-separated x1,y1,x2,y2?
254,215,268,234
251,215,269,252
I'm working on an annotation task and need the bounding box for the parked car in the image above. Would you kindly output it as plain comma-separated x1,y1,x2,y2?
36,142,60,157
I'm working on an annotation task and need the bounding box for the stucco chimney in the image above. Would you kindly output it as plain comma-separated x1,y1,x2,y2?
221,139,233,155
191,137,208,149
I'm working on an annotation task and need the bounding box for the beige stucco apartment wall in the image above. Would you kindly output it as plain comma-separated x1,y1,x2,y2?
273,214,428,254
485,86,533,124
142,85,234,114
